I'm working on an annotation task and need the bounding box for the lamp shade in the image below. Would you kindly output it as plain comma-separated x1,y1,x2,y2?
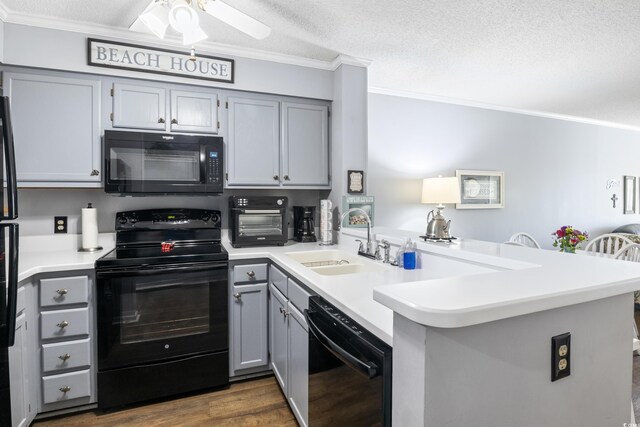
421,177,460,204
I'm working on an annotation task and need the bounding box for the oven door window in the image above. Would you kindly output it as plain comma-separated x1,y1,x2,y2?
109,146,201,182
98,265,227,369
238,213,283,236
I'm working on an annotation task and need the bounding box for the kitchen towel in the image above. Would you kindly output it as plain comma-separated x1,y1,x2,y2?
81,203,99,249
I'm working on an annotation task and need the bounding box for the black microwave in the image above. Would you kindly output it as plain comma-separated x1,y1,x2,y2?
104,130,224,195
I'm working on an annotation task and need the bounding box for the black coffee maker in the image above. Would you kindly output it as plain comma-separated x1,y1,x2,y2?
293,206,317,242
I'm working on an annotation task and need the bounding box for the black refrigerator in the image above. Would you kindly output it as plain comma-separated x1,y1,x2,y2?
0,96,20,427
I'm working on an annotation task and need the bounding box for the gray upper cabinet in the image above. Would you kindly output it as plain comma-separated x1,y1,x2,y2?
227,96,280,186
226,97,330,189
170,90,218,134
112,83,166,130
281,102,329,187
5,73,101,185
231,282,269,372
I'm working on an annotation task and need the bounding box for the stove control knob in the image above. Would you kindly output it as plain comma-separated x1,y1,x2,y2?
201,214,210,222
118,217,128,225
211,213,219,224
130,218,137,224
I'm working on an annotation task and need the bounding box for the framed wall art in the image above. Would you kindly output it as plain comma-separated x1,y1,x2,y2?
342,195,374,228
456,170,505,209
348,170,364,194
624,175,636,214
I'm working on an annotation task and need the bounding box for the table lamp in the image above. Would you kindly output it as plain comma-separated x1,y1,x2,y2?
421,176,460,240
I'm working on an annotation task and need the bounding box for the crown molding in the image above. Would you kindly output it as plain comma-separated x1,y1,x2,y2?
369,86,640,133
0,5,346,71
330,54,371,70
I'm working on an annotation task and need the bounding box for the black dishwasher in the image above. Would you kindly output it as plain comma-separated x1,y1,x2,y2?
305,296,392,426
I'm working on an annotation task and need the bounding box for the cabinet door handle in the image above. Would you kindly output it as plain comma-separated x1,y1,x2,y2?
273,175,279,181
90,170,100,176
284,175,290,181
171,118,178,124
233,293,242,300
59,386,71,393
158,118,165,124
246,271,256,279
56,320,69,329
279,307,288,318
55,288,68,296
59,353,71,362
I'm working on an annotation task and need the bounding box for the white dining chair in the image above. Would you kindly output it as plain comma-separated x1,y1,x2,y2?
507,232,541,249
614,243,640,262
584,233,634,255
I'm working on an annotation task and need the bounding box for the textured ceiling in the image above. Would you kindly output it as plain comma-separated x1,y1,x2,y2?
2,0,640,128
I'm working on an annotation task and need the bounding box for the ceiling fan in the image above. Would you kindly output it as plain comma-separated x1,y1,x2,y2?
130,0,272,46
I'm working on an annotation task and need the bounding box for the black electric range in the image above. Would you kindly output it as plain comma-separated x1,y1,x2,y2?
95,208,229,410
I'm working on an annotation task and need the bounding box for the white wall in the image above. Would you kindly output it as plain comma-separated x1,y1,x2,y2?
368,93,640,248
16,188,326,236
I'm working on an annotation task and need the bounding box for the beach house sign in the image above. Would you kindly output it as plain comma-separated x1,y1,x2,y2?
88,38,234,83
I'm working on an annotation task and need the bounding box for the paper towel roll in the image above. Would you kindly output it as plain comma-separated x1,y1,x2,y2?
81,203,99,249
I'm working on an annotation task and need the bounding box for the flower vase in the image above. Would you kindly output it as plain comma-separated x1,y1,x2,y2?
562,246,576,254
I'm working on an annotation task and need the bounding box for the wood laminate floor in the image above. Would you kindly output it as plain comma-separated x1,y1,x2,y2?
33,376,298,427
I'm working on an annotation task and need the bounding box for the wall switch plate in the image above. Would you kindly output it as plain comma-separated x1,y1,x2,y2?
551,332,571,382
54,216,68,234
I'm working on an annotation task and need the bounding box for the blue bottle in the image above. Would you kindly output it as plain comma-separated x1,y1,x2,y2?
403,240,416,270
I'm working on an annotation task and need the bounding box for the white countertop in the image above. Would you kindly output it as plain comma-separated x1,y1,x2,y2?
368,227,640,330
18,228,640,349
18,233,115,282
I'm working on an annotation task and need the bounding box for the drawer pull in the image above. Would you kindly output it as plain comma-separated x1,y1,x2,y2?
233,293,241,300
56,320,69,329
55,288,68,296
59,353,71,362
246,271,256,279
59,386,71,393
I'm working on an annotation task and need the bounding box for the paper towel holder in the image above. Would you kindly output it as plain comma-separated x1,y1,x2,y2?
78,202,103,253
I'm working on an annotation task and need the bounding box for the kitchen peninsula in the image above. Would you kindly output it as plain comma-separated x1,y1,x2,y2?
13,226,640,426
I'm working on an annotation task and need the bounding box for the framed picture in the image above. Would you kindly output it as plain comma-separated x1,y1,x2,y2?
348,170,364,194
342,195,374,228
456,170,505,209
624,175,636,214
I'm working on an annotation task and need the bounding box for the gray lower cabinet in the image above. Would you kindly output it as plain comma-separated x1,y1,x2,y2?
37,273,96,413
268,265,310,427
269,284,288,390
9,284,36,427
229,262,270,377
231,282,269,371
4,72,101,186
281,102,330,187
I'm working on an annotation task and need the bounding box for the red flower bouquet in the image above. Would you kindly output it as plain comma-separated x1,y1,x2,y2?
552,226,588,253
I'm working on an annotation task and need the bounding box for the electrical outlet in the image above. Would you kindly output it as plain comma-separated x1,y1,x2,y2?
54,216,68,234
551,332,571,382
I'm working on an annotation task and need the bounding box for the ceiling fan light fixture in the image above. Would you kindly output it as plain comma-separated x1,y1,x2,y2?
182,25,208,45
139,1,170,39
169,0,199,33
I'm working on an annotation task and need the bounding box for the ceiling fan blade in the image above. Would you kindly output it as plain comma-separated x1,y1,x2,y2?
202,0,272,40
129,1,161,35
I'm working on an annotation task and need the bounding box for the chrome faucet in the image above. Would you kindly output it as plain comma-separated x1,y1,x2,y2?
339,208,375,259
